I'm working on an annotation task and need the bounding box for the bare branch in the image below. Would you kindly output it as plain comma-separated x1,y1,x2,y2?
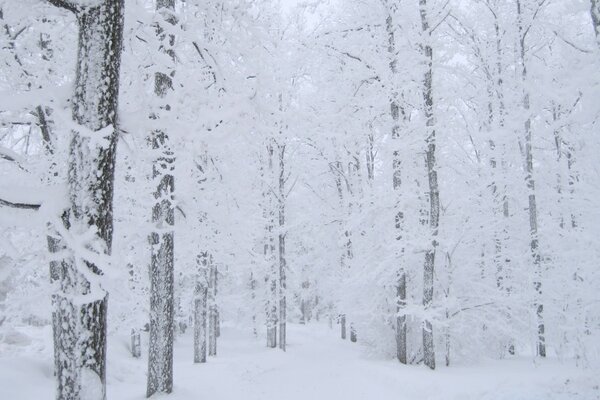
47,0,79,13
450,302,495,318
553,31,592,54
0,197,40,210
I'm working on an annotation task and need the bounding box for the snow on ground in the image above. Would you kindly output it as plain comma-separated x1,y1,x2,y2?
1,323,598,400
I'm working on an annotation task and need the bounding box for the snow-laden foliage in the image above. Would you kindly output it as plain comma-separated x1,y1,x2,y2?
1,0,600,398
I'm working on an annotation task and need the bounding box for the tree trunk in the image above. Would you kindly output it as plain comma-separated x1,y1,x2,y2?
420,0,438,370
250,272,258,336
591,0,600,48
385,3,408,366
278,143,287,352
516,0,545,358
147,0,177,396
340,314,346,340
193,279,208,363
350,324,357,342
45,1,124,399
131,329,142,358
265,141,278,349
208,258,218,357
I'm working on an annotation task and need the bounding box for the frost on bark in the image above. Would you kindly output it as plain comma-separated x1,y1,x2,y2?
147,0,177,396
44,1,124,399
131,329,142,358
330,158,353,342
208,257,218,357
516,0,545,358
591,0,600,47
277,142,287,352
264,140,278,349
350,324,357,342
194,253,209,363
384,1,408,365
147,127,175,396
420,0,438,370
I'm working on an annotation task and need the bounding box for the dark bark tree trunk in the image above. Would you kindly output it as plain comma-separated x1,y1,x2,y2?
350,324,357,342
516,0,546,358
278,143,287,352
250,272,258,336
385,4,408,365
420,0,438,370
194,254,209,363
208,257,218,357
591,0,600,48
131,329,142,358
147,0,177,396
265,141,278,349
45,1,124,399
194,289,208,363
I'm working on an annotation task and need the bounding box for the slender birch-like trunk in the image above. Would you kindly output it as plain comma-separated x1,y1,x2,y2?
591,0,600,48
265,141,278,348
194,254,209,363
208,256,218,356
384,2,408,365
277,143,287,351
419,0,438,370
516,0,546,358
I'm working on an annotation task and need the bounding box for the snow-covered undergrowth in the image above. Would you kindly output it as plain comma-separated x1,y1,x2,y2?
1,323,597,400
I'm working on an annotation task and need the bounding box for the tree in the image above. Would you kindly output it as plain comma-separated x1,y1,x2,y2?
591,0,600,48
516,0,546,358
419,0,439,371
44,0,124,399
146,0,177,396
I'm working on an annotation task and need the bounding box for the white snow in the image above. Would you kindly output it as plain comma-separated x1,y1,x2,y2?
0,323,597,400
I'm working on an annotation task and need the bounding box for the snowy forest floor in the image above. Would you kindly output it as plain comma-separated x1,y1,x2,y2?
1,323,598,400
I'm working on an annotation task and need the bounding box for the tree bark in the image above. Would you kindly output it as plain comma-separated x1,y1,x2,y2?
350,324,357,342
45,1,124,399
385,4,408,365
193,255,208,363
420,0,438,371
208,258,218,357
278,143,287,352
131,329,141,358
265,141,278,349
147,0,177,396
591,0,600,48
516,0,546,358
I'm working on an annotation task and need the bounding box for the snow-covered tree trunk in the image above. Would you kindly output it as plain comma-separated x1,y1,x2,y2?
331,159,352,341
131,329,142,359
147,0,177,396
419,0,438,371
277,143,287,351
250,272,258,335
516,0,545,358
193,254,208,363
350,323,357,343
385,2,408,365
44,1,124,399
208,258,218,356
491,6,514,355
591,0,600,47
265,141,278,349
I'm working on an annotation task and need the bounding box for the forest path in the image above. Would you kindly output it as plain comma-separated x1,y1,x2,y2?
0,322,596,399
112,323,595,400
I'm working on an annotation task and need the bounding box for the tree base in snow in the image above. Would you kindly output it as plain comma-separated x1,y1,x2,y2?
52,292,107,400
